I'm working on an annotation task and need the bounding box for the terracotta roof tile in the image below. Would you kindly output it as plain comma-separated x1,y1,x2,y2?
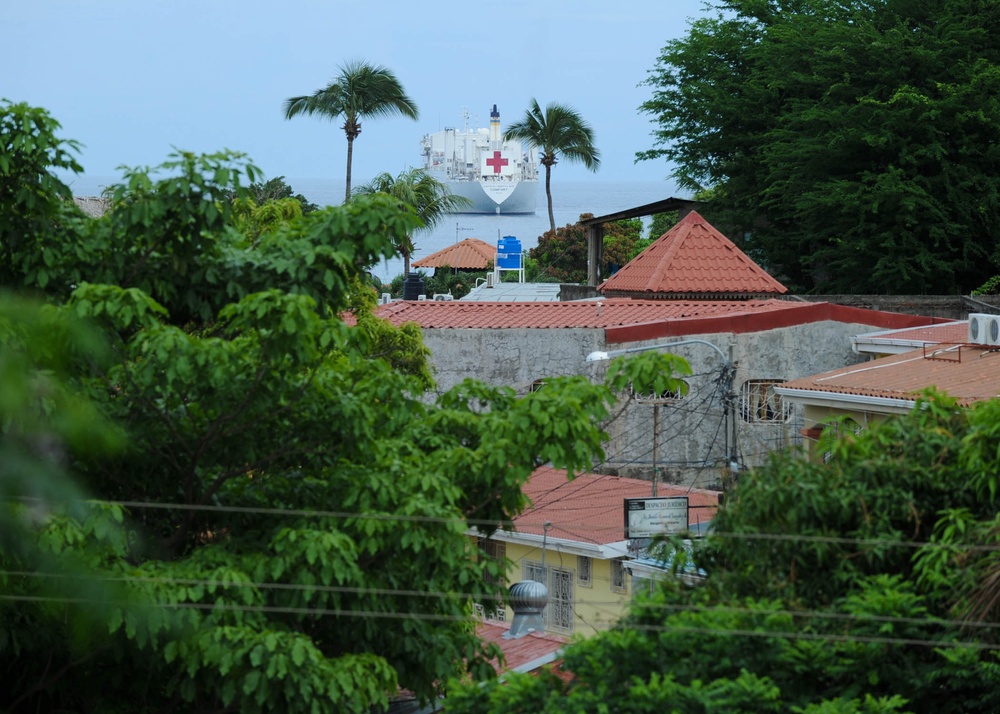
373,298,800,330
780,345,1000,406
600,211,787,296
514,466,720,545
412,237,496,270
477,622,567,673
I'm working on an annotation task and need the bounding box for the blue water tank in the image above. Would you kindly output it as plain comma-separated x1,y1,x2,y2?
497,236,522,269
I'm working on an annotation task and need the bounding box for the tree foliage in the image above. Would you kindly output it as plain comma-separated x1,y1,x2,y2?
0,104,627,713
446,393,1000,713
638,0,1000,294
528,213,649,283
352,167,472,276
283,60,419,202
503,99,600,233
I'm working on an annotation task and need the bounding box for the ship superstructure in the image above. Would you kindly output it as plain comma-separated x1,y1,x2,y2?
420,104,538,214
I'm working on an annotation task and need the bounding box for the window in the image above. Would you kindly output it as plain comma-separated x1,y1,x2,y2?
522,561,575,634
548,568,574,633
610,559,628,594
820,418,865,463
740,379,792,423
630,381,687,404
577,556,592,587
477,538,507,620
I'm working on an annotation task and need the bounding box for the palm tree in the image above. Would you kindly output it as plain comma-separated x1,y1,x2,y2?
503,98,601,233
283,61,419,203
352,168,471,276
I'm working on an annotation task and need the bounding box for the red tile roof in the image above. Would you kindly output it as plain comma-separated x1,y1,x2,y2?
779,345,1000,407
599,211,788,297
477,621,567,673
373,298,802,330
412,238,496,270
513,466,719,545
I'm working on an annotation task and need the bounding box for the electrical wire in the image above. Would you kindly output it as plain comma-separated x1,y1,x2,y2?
13,496,1000,552
2,591,998,651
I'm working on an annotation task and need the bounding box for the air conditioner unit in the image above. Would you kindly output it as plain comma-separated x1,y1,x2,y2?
417,294,427,301
433,293,453,301
379,293,392,305
486,272,495,288
968,313,1000,345
987,317,1000,346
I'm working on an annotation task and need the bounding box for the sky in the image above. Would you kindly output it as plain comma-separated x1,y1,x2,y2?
4,1,710,188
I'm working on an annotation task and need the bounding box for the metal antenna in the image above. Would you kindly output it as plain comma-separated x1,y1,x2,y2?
541,521,551,573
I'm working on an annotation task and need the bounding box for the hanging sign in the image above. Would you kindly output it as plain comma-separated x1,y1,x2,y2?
624,497,689,539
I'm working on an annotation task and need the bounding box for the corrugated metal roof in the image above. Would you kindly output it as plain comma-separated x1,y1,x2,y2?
412,238,496,269
599,211,787,296
373,298,800,329
780,345,1000,406
855,321,969,345
514,466,720,546
461,282,562,302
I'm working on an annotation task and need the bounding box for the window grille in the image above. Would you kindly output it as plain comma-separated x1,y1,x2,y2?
529,378,547,393
740,379,792,423
548,568,574,633
821,418,865,463
610,559,628,594
577,556,592,587
477,538,507,620
522,561,575,634
630,381,687,404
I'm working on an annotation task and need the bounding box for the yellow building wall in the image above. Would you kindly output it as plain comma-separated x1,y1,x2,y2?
799,404,895,461
473,537,633,638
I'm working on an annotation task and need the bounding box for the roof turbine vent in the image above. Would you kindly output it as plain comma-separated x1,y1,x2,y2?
503,579,548,639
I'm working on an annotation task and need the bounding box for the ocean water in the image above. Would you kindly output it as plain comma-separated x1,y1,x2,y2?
66,174,685,285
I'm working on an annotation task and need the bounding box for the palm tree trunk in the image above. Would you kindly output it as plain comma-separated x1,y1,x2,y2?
345,135,354,203
545,164,555,233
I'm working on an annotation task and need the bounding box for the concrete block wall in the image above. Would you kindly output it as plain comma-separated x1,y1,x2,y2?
421,319,897,489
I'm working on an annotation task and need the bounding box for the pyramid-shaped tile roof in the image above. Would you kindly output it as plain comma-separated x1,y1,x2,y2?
599,211,787,298
412,237,495,270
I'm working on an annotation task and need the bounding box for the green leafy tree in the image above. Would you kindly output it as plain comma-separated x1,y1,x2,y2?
648,211,679,240
353,167,471,276
638,0,1000,294
446,392,1000,713
503,98,600,233
528,214,646,283
0,104,627,713
0,99,85,290
238,176,319,213
283,61,419,203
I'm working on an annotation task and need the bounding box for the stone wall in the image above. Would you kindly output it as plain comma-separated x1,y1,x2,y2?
800,295,1000,320
421,318,900,490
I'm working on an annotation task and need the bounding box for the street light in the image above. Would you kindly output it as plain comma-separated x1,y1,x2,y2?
585,339,730,366
586,338,739,493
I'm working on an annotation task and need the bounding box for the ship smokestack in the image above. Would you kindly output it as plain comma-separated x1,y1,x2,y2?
490,104,501,146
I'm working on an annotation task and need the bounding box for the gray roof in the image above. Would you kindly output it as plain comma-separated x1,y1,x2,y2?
461,282,562,302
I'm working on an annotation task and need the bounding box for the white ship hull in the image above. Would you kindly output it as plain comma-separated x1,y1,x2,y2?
421,104,538,215
434,174,537,214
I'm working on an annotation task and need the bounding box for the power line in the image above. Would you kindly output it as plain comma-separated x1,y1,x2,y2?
2,592,998,651
13,496,1000,552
